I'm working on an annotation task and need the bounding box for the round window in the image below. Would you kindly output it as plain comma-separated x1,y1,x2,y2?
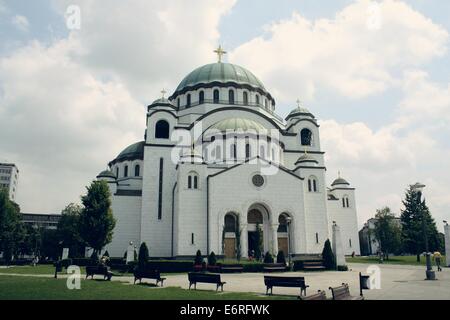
252,174,265,187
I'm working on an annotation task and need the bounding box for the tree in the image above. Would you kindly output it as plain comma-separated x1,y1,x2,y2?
78,181,116,259
58,203,84,258
254,223,263,261
263,251,274,263
276,251,286,264
373,207,402,260
235,216,242,261
322,239,335,270
401,185,440,262
138,242,149,270
0,189,22,262
194,250,203,265
208,252,217,266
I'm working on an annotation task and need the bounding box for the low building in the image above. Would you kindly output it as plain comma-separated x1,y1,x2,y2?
359,217,401,255
0,162,19,202
21,213,61,230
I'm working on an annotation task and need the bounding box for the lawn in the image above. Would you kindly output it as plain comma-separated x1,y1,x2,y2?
347,255,445,266
0,265,88,275
0,275,294,300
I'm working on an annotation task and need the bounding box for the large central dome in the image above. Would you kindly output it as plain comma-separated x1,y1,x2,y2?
171,62,267,97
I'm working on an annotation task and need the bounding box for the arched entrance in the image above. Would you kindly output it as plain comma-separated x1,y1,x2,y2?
277,213,290,256
223,213,237,259
247,203,270,259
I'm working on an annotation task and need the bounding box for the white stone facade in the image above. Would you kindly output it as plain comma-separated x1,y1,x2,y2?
96,61,361,258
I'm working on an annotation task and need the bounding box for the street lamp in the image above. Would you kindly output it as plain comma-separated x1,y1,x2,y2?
411,182,435,280
285,216,292,269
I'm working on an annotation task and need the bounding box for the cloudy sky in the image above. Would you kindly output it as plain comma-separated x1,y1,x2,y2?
0,0,449,230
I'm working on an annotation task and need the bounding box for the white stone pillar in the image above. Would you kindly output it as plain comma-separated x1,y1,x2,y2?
445,224,450,267
271,224,279,255
332,224,346,267
240,223,248,259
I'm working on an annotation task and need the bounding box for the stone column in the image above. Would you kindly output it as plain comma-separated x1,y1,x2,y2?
271,224,279,255
240,223,248,259
445,224,450,267
332,224,346,267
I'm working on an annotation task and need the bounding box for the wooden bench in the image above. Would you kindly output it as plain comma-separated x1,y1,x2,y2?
264,276,309,296
188,272,226,291
86,265,113,281
303,261,326,271
298,290,328,300
329,283,364,300
263,263,287,273
219,264,243,273
133,269,166,286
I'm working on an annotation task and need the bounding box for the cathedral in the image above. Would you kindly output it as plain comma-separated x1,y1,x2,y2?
96,48,360,259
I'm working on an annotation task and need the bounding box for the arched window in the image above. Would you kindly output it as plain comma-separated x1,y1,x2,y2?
308,179,312,192
243,91,248,105
245,143,251,158
342,196,350,208
186,94,191,107
260,146,265,159
256,94,260,105
116,167,119,178
215,145,222,161
224,214,237,232
248,209,263,224
124,165,128,178
134,164,140,177
213,89,220,104
301,128,313,146
230,144,236,159
199,91,205,104
228,90,235,105
308,176,318,192
155,120,170,139
265,99,268,108
188,172,199,190
177,98,180,108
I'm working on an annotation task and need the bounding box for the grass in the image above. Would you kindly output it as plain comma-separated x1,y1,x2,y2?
0,276,294,300
347,255,445,266
0,265,60,275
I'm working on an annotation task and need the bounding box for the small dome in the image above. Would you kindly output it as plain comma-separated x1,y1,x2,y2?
109,141,145,166
295,153,318,165
331,177,350,187
148,98,176,110
97,170,116,179
207,118,267,134
285,106,315,121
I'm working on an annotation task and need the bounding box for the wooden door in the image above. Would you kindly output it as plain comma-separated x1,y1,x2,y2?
224,238,236,259
278,237,288,256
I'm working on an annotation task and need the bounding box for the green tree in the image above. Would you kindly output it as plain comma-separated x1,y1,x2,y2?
322,239,335,270
208,251,217,266
235,216,241,261
373,207,402,260
194,250,203,265
78,181,116,259
263,251,274,263
58,203,84,258
0,189,22,262
276,250,286,264
401,185,440,262
17,223,41,257
40,228,60,260
254,223,263,261
138,242,149,270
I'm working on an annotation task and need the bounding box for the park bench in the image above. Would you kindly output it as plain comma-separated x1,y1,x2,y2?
263,263,287,273
302,260,326,271
188,272,226,291
133,269,166,286
218,264,243,273
264,276,309,296
329,283,363,300
298,290,328,300
86,265,113,281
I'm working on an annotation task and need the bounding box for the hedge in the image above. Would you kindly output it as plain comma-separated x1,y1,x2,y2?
110,260,194,274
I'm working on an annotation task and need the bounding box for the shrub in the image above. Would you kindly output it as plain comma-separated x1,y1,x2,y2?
276,251,286,264
322,239,336,270
103,250,110,257
337,265,348,271
242,263,265,273
138,242,149,270
194,250,203,265
208,252,217,266
263,252,274,263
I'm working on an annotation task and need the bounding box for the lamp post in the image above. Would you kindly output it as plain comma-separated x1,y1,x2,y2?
285,216,292,269
411,182,435,280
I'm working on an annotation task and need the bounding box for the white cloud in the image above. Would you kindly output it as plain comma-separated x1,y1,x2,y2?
11,15,30,32
229,0,448,103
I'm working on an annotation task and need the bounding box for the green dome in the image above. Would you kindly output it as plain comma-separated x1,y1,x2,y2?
331,177,350,186
173,63,267,96
97,170,116,179
207,118,267,133
109,141,145,165
286,106,314,121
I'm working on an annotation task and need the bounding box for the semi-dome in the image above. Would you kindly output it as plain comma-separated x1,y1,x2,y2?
109,141,145,165
170,63,273,101
295,153,318,165
286,106,315,121
206,118,267,135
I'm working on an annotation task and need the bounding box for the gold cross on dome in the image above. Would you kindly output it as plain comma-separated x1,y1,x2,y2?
296,99,302,108
214,45,227,63
161,89,167,99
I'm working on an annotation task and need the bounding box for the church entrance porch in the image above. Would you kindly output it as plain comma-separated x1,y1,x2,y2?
246,203,271,259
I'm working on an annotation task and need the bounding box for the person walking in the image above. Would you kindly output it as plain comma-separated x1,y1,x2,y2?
433,251,442,272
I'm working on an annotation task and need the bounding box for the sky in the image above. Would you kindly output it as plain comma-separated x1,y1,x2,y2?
0,0,449,231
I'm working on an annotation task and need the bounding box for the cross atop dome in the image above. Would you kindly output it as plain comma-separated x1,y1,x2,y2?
214,45,227,63
161,89,167,99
